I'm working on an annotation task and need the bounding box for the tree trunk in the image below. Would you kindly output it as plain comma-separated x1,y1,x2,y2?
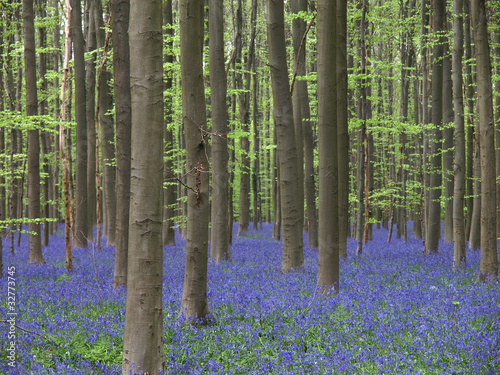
24,0,44,263
71,0,88,248
452,0,466,268
267,0,304,272
426,0,445,254
464,0,475,241
122,0,165,371
209,0,230,261
292,0,318,249
442,32,454,244
111,0,131,288
337,0,348,257
179,0,211,323
86,0,97,241
471,0,498,281
95,0,116,246
235,0,251,236
317,0,339,292
272,124,281,241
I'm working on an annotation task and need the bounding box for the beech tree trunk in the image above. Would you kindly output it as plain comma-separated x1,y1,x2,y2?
71,0,88,248
23,0,44,263
209,0,230,261
111,0,131,288
337,0,348,257
471,0,498,281
122,0,165,371
179,0,211,323
426,0,445,254
317,0,339,292
267,0,304,271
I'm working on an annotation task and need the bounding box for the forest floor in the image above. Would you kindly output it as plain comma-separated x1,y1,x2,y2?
0,223,499,374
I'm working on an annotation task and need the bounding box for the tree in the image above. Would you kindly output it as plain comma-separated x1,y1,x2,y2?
337,0,349,258
317,0,339,292
267,0,303,272
291,0,317,249
452,0,466,268
23,0,44,263
111,0,131,288
471,0,498,281
179,0,211,323
209,0,230,261
71,0,88,248
121,0,165,371
426,0,445,254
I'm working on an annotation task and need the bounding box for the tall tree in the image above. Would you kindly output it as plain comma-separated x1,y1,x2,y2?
426,0,445,254
235,0,251,236
121,0,165,372
71,0,88,248
291,0,317,248
23,0,44,263
452,0,466,268
471,0,498,281
209,0,230,261
111,0,131,288
179,0,211,323
337,0,349,258
267,0,304,272
317,0,339,292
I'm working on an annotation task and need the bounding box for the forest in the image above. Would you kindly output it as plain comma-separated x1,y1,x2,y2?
0,0,499,374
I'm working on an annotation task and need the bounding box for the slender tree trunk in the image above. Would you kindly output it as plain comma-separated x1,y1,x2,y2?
426,0,445,254
442,30,454,244
464,0,475,241
471,0,498,281
71,0,88,248
24,0,44,263
267,0,304,271
163,0,176,247
111,0,131,288
453,0,466,268
122,0,165,371
86,0,97,241
179,0,211,323
95,0,116,246
272,124,281,241
317,0,339,292
209,0,230,261
494,11,500,239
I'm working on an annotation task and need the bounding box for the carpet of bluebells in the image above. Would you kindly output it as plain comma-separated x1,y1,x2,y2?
1,223,499,374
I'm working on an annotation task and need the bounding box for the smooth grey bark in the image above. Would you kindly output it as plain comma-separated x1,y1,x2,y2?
426,0,445,254
95,0,116,246
291,0,317,248
471,0,498,281
179,0,211,323
71,0,88,248
337,0,348,257
494,12,500,239
420,0,429,251
111,0,131,288
235,0,251,236
442,34,454,244
163,0,176,247
272,124,281,241
85,0,97,240
452,0,466,268
121,0,165,371
267,0,304,271
209,0,230,261
317,0,339,293
23,0,44,263
464,0,475,241
290,0,305,240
